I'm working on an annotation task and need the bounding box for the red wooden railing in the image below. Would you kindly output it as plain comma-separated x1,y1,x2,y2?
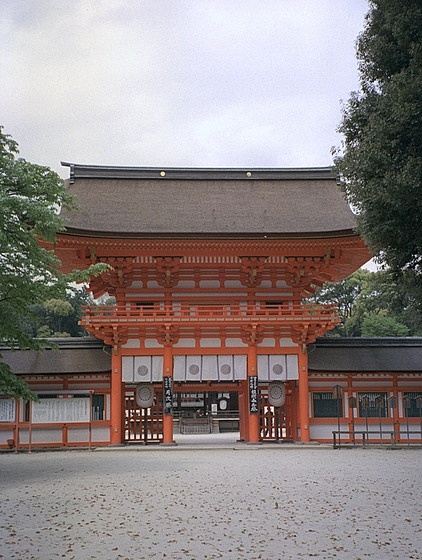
82,303,338,325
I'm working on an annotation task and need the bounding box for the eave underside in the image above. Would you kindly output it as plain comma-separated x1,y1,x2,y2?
52,233,371,286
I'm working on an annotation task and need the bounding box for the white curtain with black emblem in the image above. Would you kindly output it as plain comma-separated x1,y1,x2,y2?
257,355,299,381
121,356,163,382
172,355,247,381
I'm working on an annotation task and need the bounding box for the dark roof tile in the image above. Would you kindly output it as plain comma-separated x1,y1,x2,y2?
310,338,422,372
1,339,110,375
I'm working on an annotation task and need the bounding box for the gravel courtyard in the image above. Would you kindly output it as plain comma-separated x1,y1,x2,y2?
0,440,421,560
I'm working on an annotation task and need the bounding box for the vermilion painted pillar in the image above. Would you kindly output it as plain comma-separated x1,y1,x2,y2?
298,348,310,443
247,343,260,443
162,344,174,444
238,383,247,441
347,375,355,443
392,375,400,443
110,349,123,445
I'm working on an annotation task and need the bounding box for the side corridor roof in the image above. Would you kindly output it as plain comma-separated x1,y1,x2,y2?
0,339,111,375
309,338,422,372
1,338,421,375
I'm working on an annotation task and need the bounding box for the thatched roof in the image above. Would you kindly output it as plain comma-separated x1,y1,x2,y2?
59,165,357,238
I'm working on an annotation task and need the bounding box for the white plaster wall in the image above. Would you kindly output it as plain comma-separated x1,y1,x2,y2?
0,429,14,444
258,338,275,347
68,427,89,443
69,427,110,443
225,338,247,347
145,339,163,348
177,281,195,288
122,339,141,349
310,424,337,440
18,429,62,444
92,427,110,442
200,338,221,347
224,280,243,288
199,280,220,288
352,381,393,387
173,338,196,348
279,338,298,347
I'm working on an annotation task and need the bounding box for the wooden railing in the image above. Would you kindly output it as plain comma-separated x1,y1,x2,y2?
82,303,338,326
333,429,422,448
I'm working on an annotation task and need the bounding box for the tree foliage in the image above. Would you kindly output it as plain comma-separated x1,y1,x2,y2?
334,0,422,272
28,287,95,338
0,127,108,399
312,269,422,337
361,314,409,337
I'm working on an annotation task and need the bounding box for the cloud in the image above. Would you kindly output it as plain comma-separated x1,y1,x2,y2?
1,0,368,176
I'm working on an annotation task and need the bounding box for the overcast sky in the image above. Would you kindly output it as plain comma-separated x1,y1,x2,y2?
2,0,369,179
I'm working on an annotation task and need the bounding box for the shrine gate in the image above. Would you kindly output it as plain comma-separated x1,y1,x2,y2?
52,165,371,445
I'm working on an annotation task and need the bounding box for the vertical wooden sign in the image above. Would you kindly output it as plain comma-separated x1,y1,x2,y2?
163,376,173,415
249,376,259,414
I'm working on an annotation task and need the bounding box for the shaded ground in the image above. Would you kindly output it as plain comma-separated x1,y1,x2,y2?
0,443,421,559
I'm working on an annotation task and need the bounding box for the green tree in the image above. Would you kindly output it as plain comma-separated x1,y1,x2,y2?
393,270,422,335
310,269,370,336
37,288,95,337
58,287,96,337
361,314,409,337
334,0,422,272
0,127,107,399
42,299,74,336
358,269,422,335
312,269,422,337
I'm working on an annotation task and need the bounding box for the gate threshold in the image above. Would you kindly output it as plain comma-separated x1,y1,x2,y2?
174,432,241,447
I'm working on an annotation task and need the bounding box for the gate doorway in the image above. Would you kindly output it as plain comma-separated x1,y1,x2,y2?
124,388,163,444
123,384,296,443
259,384,295,442
174,390,239,434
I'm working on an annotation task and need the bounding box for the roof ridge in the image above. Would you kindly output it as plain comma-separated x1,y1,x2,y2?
62,163,335,183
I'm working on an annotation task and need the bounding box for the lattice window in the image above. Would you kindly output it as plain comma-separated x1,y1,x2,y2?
358,392,388,418
92,394,105,420
403,392,422,418
313,392,343,418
